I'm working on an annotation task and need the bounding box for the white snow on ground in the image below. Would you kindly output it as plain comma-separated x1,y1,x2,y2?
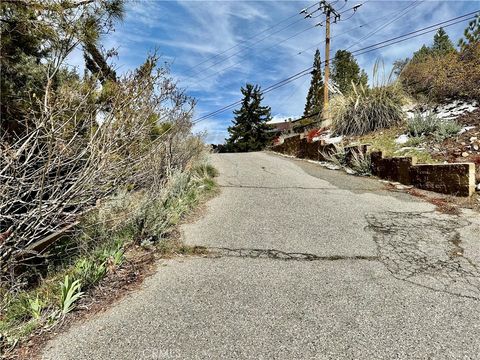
324,136,343,144
395,134,409,144
459,126,476,135
404,100,478,121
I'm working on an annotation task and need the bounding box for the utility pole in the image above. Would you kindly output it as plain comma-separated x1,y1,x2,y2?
318,1,341,121
324,9,331,120
301,1,362,122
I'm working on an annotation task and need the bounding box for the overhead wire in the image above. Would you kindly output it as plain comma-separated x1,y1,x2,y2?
346,0,425,50
185,2,322,76
192,11,478,124
192,0,376,85
189,23,319,86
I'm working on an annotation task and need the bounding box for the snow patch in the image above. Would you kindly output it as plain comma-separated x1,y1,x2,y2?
405,100,478,121
459,126,476,135
395,134,409,144
324,136,343,144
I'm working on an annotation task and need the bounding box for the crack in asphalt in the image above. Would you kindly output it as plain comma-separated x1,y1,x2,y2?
219,184,333,190
366,211,480,300
202,247,378,262
219,184,392,192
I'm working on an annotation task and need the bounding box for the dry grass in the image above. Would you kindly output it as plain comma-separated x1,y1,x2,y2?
331,61,407,136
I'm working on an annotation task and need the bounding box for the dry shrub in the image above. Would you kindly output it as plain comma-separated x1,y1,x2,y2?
0,54,204,285
331,62,406,136
401,43,480,101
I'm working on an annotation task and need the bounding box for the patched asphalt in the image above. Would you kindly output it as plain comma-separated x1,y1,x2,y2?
42,152,480,360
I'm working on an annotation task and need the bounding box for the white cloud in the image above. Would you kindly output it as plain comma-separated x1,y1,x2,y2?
70,0,477,144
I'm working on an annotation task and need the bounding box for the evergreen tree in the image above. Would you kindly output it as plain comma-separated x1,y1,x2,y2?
331,50,368,94
225,84,273,152
432,27,455,54
458,13,480,51
303,49,324,117
411,44,432,63
0,1,124,138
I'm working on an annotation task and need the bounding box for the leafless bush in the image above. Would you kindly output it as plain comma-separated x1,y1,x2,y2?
0,54,203,285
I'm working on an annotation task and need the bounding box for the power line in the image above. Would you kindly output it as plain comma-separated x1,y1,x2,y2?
189,23,318,86
193,11,477,124
346,0,425,51
184,2,318,76
190,1,374,87
190,1,367,86
188,17,306,78
297,11,395,55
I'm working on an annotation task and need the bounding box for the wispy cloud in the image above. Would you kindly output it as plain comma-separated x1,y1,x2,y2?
67,0,478,143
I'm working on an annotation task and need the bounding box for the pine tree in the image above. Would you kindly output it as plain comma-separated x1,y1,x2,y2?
432,27,455,54
411,44,432,63
331,50,368,95
225,84,273,152
303,49,324,117
458,13,480,51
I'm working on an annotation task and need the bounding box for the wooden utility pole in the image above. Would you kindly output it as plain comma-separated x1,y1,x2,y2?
323,9,331,120
301,1,362,122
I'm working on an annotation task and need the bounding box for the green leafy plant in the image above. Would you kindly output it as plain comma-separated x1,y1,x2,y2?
74,258,107,287
407,113,440,137
27,296,44,320
320,145,347,167
435,120,461,141
407,113,460,140
59,275,84,315
404,136,425,147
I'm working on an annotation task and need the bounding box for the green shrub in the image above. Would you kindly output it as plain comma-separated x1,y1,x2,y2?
407,113,440,137
321,145,347,167
350,152,372,176
73,258,106,288
435,120,462,141
407,113,460,140
404,136,425,147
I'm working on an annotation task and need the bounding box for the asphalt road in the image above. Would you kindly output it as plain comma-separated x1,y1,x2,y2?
42,152,480,360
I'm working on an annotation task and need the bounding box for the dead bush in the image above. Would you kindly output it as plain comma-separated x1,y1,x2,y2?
0,54,203,286
401,43,480,101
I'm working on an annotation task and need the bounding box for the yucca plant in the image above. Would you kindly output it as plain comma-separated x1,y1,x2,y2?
60,275,84,315
350,151,372,176
331,60,406,136
320,144,347,167
27,295,44,320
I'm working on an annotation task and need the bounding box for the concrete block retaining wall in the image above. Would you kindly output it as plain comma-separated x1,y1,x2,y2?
273,136,476,197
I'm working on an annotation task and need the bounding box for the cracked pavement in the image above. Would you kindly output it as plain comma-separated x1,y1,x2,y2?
42,152,480,359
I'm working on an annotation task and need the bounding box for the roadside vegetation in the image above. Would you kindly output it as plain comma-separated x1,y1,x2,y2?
0,1,217,354
329,22,479,170
331,61,406,136
280,19,479,186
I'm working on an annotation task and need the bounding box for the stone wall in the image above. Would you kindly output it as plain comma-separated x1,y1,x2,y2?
273,135,336,161
410,163,475,197
369,151,475,197
273,139,476,197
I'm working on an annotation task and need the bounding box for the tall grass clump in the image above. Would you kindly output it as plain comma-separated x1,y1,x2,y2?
331,61,406,136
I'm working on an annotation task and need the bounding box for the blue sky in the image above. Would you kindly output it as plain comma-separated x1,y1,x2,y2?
68,0,480,143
